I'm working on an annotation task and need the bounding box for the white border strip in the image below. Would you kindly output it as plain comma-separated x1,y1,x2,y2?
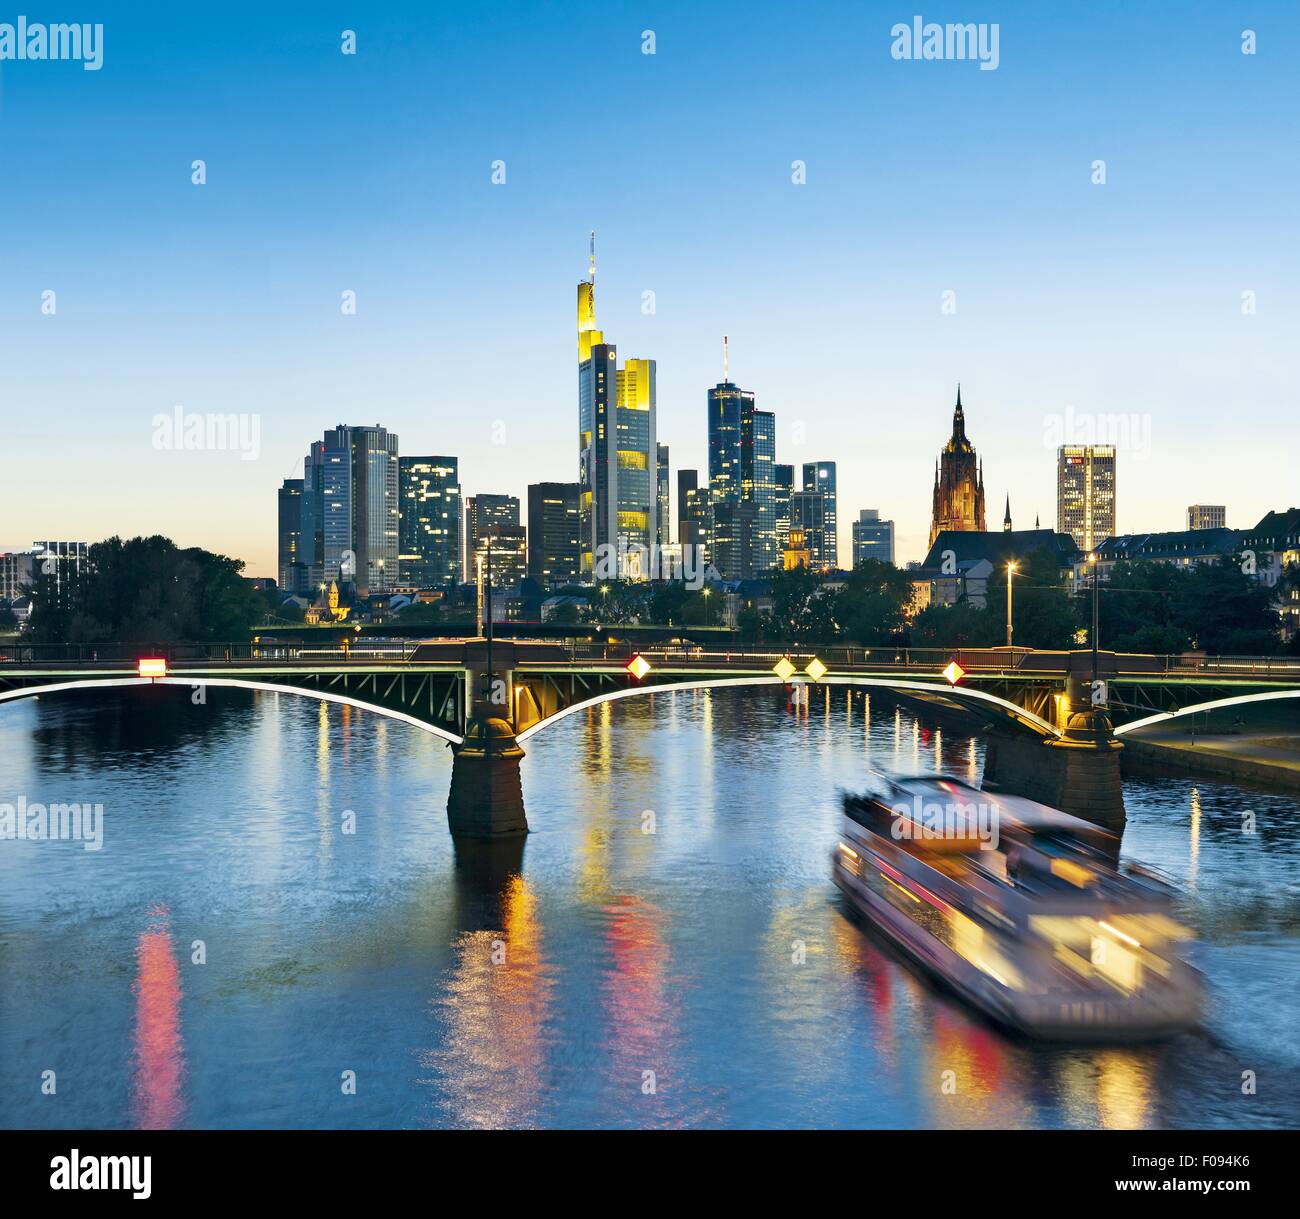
516,673,1061,742
0,674,464,745
1113,689,1300,736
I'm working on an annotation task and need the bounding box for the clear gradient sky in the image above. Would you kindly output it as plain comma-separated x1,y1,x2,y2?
1,1,1296,575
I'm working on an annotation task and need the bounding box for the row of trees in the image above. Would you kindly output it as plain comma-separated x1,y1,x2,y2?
540,554,1294,655
24,536,265,644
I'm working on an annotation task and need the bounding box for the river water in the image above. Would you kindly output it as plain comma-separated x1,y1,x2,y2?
2,685,1298,1129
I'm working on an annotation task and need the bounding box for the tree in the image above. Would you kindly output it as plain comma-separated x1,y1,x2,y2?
762,568,838,645
909,600,993,648
834,559,914,645
26,535,265,644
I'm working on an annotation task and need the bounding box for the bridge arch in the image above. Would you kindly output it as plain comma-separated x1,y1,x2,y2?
516,674,1061,743
1113,689,1300,736
0,676,465,745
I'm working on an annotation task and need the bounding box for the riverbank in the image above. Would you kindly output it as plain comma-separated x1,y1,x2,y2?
1121,730,1300,792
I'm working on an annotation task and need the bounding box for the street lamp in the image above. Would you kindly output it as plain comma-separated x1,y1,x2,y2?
1088,552,1100,684
1005,561,1018,648
702,586,711,627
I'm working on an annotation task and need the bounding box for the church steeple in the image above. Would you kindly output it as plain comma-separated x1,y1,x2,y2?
929,385,988,546
1003,495,1012,532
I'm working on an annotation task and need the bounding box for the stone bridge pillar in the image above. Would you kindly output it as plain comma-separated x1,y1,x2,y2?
447,639,528,837
983,650,1126,832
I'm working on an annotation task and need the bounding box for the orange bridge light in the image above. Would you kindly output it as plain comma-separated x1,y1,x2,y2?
942,659,966,685
138,658,167,679
626,653,652,680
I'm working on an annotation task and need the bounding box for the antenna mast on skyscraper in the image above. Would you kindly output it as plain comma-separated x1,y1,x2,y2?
589,230,596,285
723,335,729,382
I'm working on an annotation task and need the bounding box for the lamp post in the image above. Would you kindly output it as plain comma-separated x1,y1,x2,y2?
702,586,711,627
1089,551,1100,686
1005,561,1018,648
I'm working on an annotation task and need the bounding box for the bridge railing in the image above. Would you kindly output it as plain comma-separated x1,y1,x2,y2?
1,639,1297,676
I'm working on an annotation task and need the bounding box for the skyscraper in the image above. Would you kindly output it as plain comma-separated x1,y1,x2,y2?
399,457,461,587
801,462,838,568
678,469,707,557
472,525,528,589
528,482,582,586
300,424,400,594
774,463,794,554
465,493,520,578
708,340,778,579
656,443,671,547
577,235,656,578
851,509,895,566
277,478,304,591
930,387,986,547
790,491,825,569
1057,445,1117,552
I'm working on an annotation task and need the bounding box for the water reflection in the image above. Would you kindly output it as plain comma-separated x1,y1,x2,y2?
131,905,184,1130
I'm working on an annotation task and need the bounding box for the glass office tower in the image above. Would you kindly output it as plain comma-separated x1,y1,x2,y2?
399,456,461,586
801,462,838,568
528,482,582,586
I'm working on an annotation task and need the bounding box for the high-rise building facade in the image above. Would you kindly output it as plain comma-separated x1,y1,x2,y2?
300,425,399,593
399,457,461,587
1187,504,1227,531
801,462,838,568
707,348,778,579
277,478,304,591
465,493,520,577
851,509,895,566
1057,444,1117,552
472,525,528,589
790,491,825,569
576,238,656,578
528,482,582,586
678,469,707,557
774,463,794,554
930,388,986,547
656,443,670,547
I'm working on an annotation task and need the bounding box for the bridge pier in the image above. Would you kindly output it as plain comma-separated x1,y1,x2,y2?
446,717,529,837
982,651,1126,834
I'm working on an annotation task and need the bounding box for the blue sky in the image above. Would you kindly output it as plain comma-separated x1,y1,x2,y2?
1,1,1296,573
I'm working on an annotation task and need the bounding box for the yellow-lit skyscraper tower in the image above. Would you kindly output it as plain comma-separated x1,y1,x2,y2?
576,234,656,577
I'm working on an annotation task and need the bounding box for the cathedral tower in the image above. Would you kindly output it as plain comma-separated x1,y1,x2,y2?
929,386,987,546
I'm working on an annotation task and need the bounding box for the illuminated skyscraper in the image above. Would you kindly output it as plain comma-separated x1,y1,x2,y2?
708,339,777,578
300,424,399,593
929,387,986,547
656,443,671,547
465,493,519,577
851,509,895,566
678,469,708,557
528,482,581,586
577,234,656,578
277,478,303,591
790,491,825,568
801,462,838,568
1057,444,1117,551
399,456,461,586
774,463,794,553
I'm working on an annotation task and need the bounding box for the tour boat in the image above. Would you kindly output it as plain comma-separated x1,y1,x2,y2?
831,774,1202,1040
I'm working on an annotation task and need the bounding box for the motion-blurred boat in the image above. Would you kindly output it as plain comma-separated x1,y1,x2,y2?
832,774,1202,1040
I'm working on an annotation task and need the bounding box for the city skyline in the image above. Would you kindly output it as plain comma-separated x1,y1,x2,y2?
2,3,1297,575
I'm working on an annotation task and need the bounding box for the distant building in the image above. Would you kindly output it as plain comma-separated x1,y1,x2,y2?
774,463,794,553
300,424,400,594
678,469,708,558
277,479,304,591
1240,508,1300,639
851,509,895,566
708,346,777,577
399,457,461,587
930,388,986,547
914,528,1081,610
472,524,528,589
802,462,838,568
576,238,657,578
527,482,581,587
465,494,519,577
656,443,671,547
1057,444,1116,553
790,491,826,569
1069,527,1241,592
1187,504,1227,531
1,550,38,602
784,526,811,570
